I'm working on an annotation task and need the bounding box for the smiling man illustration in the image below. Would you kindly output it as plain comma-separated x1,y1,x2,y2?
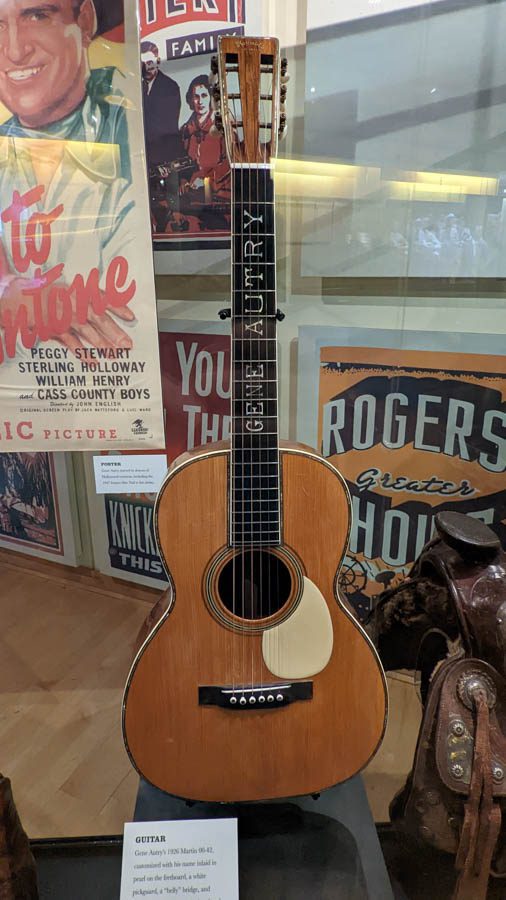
0,0,137,355
0,0,96,130
0,0,127,160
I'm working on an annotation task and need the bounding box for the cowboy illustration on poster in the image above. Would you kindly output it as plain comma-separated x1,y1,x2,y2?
0,0,164,451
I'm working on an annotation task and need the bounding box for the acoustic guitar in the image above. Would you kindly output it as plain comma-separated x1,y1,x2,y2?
123,35,387,802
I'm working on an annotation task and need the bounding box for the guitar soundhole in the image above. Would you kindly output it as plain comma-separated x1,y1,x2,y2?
217,549,292,622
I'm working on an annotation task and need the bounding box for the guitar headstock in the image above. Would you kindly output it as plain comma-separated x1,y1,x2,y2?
210,36,287,167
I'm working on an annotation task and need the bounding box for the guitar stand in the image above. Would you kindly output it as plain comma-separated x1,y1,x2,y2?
134,775,394,899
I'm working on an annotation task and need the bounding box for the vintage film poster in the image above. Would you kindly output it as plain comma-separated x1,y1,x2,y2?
0,452,77,564
91,324,231,586
0,0,164,452
298,327,506,620
139,0,247,246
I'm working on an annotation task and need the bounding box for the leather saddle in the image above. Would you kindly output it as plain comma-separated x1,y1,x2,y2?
372,511,506,900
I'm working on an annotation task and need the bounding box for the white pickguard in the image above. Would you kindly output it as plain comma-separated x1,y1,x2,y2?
262,577,333,679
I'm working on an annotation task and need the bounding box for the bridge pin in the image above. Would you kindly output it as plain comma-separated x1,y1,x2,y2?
258,696,266,703
267,695,274,703
249,696,256,704
276,694,284,702
230,696,237,705
239,697,247,706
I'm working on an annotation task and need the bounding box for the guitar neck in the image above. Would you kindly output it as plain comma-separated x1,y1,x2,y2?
230,166,280,547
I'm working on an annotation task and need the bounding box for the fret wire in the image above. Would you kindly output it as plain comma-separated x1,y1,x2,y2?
233,498,280,504
232,488,279,492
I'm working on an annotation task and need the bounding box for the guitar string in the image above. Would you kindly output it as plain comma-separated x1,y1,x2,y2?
259,86,264,695
239,81,246,701
271,63,277,674
230,52,280,699
230,68,236,700
240,83,246,700
260,76,267,690
250,124,255,694
269,59,278,681
258,87,265,692
233,72,242,700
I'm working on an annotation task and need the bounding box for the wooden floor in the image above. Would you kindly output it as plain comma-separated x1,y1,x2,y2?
0,550,421,838
0,549,155,838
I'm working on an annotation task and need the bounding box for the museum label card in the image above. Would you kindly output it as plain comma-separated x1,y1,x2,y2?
93,455,167,494
120,818,239,899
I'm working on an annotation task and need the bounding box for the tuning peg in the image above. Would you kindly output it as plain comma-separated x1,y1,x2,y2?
280,84,288,102
278,112,287,138
210,55,219,74
212,85,221,102
281,57,288,75
214,112,223,132
280,75,290,86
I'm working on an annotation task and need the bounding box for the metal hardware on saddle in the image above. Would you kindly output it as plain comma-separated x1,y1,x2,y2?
379,511,506,900
457,670,497,711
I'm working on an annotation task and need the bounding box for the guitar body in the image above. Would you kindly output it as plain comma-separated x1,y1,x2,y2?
123,443,387,802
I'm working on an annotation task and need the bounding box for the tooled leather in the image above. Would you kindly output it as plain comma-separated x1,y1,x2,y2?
435,659,506,797
453,689,502,900
389,524,506,879
390,657,463,855
419,541,506,679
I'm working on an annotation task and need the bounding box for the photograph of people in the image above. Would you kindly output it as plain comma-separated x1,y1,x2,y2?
0,453,56,547
141,40,183,166
178,73,230,229
0,0,135,355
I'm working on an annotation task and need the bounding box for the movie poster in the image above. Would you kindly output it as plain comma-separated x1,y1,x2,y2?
0,451,77,563
0,0,164,452
0,453,62,552
139,1,246,244
299,328,506,620
98,327,231,585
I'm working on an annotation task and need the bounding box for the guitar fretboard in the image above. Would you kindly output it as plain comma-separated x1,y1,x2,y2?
231,167,280,546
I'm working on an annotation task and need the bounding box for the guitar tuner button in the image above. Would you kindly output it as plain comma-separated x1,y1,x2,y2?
267,695,275,703
210,56,219,74
276,694,284,702
239,697,247,706
229,696,237,705
249,696,256,705
258,696,266,703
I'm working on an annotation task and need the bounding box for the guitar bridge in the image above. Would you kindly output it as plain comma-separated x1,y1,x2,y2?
198,682,312,710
